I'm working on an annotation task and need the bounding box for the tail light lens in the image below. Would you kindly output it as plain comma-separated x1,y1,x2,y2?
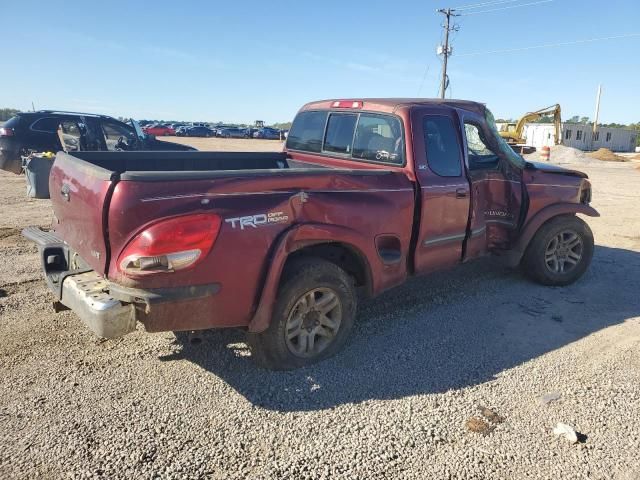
0,127,15,137
118,213,221,276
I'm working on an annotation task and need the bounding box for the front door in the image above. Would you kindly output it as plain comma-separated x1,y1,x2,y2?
460,112,524,258
412,108,471,274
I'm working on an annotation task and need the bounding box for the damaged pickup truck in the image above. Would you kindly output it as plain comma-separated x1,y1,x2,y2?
24,98,598,369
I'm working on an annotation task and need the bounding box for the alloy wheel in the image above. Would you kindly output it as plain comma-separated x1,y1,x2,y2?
545,230,583,274
285,288,342,358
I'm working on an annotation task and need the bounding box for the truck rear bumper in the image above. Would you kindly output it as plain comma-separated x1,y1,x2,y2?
61,271,137,338
22,226,221,338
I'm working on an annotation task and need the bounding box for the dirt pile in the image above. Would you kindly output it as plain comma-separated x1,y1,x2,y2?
587,148,628,162
524,145,592,165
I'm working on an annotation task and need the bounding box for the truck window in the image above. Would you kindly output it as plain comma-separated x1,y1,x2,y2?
323,113,357,154
286,111,328,153
352,114,403,164
423,116,462,177
464,123,499,170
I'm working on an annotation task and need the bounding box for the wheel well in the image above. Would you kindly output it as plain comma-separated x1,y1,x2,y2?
285,242,371,295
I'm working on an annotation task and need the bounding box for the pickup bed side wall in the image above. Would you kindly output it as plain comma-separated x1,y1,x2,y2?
107,171,414,333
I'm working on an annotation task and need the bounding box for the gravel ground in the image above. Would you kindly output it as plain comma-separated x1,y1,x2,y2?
1,151,639,479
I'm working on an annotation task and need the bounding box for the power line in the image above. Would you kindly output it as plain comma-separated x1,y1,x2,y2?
454,0,526,11
417,64,430,96
457,32,640,56
458,0,553,16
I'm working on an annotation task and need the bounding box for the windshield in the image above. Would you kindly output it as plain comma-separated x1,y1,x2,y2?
484,108,526,169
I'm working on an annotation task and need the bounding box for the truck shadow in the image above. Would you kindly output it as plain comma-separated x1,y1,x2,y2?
164,244,640,412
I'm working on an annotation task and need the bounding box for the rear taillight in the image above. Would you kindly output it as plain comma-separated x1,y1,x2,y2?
118,213,221,276
0,127,15,137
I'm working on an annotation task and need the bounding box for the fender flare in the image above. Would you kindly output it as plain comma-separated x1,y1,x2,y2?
247,223,373,333
506,203,599,267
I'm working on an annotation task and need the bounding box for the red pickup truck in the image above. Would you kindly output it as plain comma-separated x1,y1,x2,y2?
24,98,598,369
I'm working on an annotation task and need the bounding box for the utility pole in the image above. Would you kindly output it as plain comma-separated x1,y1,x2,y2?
593,84,602,134
437,8,458,99
592,84,602,150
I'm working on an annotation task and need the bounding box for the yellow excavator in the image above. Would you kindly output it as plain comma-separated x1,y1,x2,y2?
499,104,562,148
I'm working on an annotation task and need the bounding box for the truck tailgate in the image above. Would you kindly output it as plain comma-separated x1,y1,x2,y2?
49,152,116,274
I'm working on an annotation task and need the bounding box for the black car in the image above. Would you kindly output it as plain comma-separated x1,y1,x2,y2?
182,126,215,137
217,127,246,138
0,110,195,174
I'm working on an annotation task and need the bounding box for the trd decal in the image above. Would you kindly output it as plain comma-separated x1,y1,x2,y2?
225,211,289,230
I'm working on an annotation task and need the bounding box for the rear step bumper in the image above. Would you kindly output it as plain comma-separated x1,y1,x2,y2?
22,226,137,338
61,271,137,338
22,226,220,338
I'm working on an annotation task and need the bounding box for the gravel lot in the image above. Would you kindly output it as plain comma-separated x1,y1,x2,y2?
1,145,639,479
160,135,284,152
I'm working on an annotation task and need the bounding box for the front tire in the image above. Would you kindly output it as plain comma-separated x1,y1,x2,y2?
521,215,594,286
248,258,356,370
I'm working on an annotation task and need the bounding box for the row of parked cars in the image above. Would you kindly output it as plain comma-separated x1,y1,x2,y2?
142,123,286,139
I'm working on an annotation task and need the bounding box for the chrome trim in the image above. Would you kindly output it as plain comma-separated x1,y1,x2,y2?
61,271,136,339
141,188,413,202
475,178,521,185
526,184,579,188
470,226,486,237
423,232,466,247
141,191,296,202
421,183,469,190
312,188,412,194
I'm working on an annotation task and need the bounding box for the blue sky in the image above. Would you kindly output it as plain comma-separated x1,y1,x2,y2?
3,0,639,124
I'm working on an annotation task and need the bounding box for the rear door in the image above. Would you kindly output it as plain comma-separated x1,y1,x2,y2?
412,108,471,274
49,152,116,274
27,116,66,152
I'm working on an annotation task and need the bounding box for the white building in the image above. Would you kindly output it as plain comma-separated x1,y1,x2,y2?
522,123,637,152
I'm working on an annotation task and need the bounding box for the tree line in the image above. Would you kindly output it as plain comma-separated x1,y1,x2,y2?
0,108,21,121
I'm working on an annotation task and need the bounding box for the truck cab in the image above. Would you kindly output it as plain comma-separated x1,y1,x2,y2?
285,99,595,279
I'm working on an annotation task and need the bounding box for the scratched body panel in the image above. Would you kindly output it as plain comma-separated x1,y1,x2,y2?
107,170,414,330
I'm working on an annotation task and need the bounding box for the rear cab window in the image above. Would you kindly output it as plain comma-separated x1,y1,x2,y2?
286,110,404,165
286,111,327,153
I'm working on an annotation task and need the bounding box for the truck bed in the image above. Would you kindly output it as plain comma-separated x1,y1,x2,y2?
67,151,337,180
48,150,407,279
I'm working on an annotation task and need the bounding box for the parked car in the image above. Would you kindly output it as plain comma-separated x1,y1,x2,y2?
244,127,259,138
175,126,192,136
0,111,194,173
218,127,246,138
183,126,215,137
23,98,597,369
253,127,281,139
143,124,175,136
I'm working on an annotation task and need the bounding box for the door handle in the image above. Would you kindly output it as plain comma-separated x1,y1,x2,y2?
455,188,468,198
61,184,70,201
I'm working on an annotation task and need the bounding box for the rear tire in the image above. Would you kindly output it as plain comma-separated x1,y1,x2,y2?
248,258,356,370
521,215,594,286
